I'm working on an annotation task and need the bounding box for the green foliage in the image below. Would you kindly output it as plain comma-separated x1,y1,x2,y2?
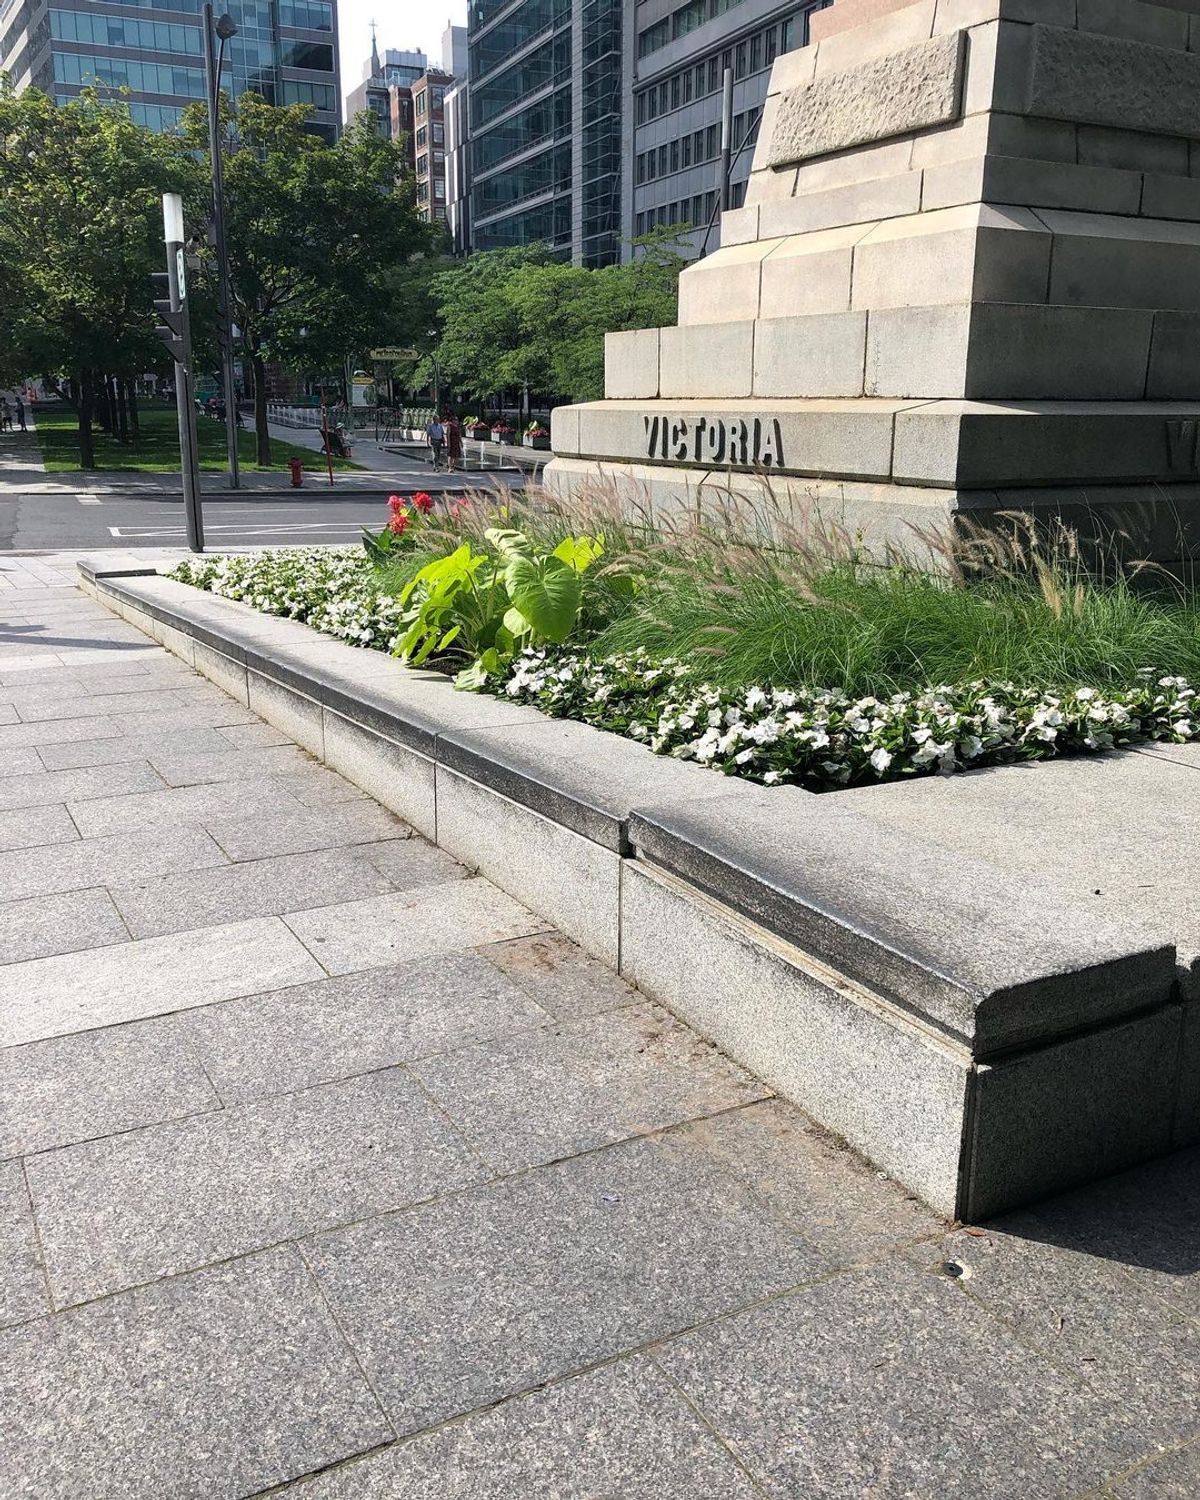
426,231,689,402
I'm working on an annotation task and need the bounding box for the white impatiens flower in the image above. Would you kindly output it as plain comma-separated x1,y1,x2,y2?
870,747,893,773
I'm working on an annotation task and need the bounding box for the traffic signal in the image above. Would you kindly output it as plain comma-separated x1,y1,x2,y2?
151,270,185,363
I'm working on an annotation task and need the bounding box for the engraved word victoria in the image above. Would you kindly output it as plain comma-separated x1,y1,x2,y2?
644,414,786,468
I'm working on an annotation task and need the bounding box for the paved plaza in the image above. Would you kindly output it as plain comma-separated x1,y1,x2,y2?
0,553,1197,1498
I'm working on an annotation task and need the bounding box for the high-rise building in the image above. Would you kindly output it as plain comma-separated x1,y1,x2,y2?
624,0,831,259
344,40,426,139
411,66,453,225
465,0,622,267
444,75,470,254
2,0,341,140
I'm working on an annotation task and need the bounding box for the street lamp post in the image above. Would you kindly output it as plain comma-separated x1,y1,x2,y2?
202,3,240,489
156,193,204,552
427,330,441,415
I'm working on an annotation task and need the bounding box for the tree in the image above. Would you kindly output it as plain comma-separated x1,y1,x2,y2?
183,95,434,464
427,229,688,405
0,82,197,465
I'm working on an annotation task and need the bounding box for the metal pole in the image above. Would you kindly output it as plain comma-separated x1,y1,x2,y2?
162,196,204,552
719,66,734,212
203,2,240,489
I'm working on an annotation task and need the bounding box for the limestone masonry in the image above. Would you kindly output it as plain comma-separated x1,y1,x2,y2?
547,0,1200,558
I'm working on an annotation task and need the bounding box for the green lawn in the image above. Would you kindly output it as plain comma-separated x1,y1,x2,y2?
34,403,360,473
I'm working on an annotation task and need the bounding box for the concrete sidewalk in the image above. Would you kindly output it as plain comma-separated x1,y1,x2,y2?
1,552,1198,1498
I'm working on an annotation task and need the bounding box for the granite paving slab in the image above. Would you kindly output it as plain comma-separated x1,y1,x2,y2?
109,702,259,734
0,759,160,810
144,743,317,787
277,1356,762,1499
0,914,324,1046
34,724,234,770
0,1246,391,1499
352,837,466,890
205,801,410,860
413,1001,770,1171
108,847,395,939
0,825,228,903
215,720,293,749
0,803,79,852
655,1256,1147,1499
1109,1442,1200,1498
301,1130,821,1435
0,1015,219,1158
480,930,644,1020
12,687,191,722
0,886,128,964
0,747,45,777
28,1067,489,1306
179,951,550,1104
283,878,549,974
0,1160,46,1330
67,775,307,837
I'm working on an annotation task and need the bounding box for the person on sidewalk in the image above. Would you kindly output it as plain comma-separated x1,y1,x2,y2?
444,412,462,473
0,399,10,433
15,397,27,432
425,414,445,470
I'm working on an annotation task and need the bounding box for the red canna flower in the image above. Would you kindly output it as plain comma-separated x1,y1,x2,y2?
388,509,410,535
412,491,435,513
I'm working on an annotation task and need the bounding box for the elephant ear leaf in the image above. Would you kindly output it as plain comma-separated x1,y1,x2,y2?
503,554,582,644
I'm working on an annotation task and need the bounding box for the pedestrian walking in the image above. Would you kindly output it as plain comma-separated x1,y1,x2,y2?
0,399,10,433
444,412,462,472
425,414,445,470
15,397,26,432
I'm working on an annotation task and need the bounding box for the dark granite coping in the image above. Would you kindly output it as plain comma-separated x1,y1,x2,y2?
83,561,1180,1058
628,791,1178,1060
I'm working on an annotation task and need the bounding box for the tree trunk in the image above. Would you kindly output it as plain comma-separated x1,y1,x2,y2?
115,378,129,445
78,369,95,470
126,380,140,440
251,352,271,467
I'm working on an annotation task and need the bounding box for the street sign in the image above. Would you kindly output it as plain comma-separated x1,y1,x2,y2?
151,272,185,361
369,347,416,361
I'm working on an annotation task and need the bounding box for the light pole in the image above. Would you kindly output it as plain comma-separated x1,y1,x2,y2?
202,3,240,489
427,329,441,414
154,193,204,552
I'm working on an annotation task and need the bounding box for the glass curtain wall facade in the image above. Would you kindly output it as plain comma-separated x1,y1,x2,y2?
2,0,340,138
466,0,620,266
623,0,830,260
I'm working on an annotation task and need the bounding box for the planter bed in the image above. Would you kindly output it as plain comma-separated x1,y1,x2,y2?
78,557,1198,1223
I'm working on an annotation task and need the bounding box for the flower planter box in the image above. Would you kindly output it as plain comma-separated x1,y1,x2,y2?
466,424,491,440
491,430,515,445
523,435,551,451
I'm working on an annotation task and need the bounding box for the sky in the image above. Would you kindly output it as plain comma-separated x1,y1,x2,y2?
339,0,467,105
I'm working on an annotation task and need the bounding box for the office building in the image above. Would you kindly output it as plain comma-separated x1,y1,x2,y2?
412,66,453,225
2,0,341,140
624,0,832,258
444,74,470,254
344,40,426,139
465,0,622,267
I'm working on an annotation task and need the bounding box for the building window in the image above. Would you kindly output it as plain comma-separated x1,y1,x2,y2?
669,138,679,172
672,0,706,39
734,41,747,78
681,134,691,167
416,153,428,174
657,143,668,176
636,91,647,123
432,122,444,143
280,38,333,70
691,193,703,222
765,24,778,64
707,56,719,92
750,32,762,72
638,15,670,56
416,125,427,147
435,179,446,199
705,122,718,158
670,74,680,109
682,69,692,103
415,89,426,116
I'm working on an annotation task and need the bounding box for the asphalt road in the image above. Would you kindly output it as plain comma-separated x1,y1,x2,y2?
0,476,520,552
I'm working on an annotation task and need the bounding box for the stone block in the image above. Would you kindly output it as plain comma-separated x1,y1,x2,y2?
302,1131,819,1435
280,875,545,977
758,170,922,237
1076,0,1190,49
742,162,797,206
572,399,904,482
0,886,127,965
1078,124,1190,176
619,860,972,1215
965,1007,1182,1220
1028,21,1200,138
759,223,870,318
814,0,938,77
851,205,1051,310
436,717,723,854
792,136,914,196
770,30,965,168
0,1248,389,1497
604,328,659,399
717,204,760,245
1142,172,1200,220
27,1068,489,1306
986,110,1079,164
1147,311,1200,398
247,670,324,757
321,711,436,840
191,639,248,706
922,154,1144,216
628,788,1173,1059
549,403,580,455
677,243,776,326
1043,211,1200,311
765,42,818,97
753,311,868,397
960,19,1034,117
434,765,619,967
0,759,162,812
658,322,754,398
0,804,79,854
932,0,1075,29
0,915,324,1048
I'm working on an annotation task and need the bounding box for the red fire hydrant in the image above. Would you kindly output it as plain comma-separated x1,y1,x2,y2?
288,457,304,488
